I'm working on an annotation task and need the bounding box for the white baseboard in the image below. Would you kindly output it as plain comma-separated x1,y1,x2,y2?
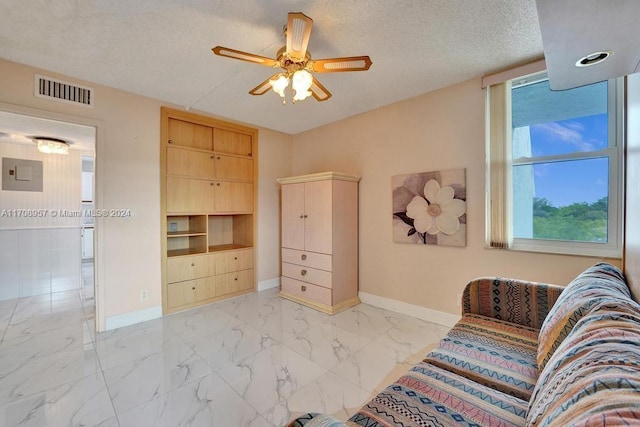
258,277,280,292
105,305,163,331
358,292,460,328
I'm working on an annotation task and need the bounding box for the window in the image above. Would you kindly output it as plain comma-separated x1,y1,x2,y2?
486,72,623,257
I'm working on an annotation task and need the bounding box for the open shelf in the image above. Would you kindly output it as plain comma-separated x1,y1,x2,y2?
167,215,206,234
166,215,208,257
208,214,253,248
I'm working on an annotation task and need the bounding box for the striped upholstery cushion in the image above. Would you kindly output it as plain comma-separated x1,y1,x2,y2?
536,263,629,371
463,278,564,330
527,299,640,426
424,314,538,400
349,362,528,427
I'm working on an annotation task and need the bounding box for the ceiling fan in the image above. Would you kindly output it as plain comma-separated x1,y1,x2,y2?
212,12,372,104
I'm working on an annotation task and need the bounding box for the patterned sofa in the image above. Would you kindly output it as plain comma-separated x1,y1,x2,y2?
287,262,640,426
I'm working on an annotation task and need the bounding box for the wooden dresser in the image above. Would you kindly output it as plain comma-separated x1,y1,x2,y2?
277,172,360,314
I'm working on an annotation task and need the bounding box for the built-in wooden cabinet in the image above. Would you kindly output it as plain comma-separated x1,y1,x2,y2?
277,172,360,315
161,107,257,314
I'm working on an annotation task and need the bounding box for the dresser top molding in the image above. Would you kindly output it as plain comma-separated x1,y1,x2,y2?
277,171,361,185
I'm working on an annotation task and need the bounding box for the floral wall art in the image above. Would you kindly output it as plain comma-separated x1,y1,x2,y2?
392,168,466,247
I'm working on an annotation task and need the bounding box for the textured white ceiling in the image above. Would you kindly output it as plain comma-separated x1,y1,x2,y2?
0,0,543,135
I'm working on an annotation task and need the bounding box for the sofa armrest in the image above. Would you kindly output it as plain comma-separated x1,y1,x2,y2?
462,277,564,329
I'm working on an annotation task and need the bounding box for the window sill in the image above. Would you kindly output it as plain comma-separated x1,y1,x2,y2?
496,239,622,258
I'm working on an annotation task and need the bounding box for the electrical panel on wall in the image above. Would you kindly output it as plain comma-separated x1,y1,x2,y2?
1,157,43,192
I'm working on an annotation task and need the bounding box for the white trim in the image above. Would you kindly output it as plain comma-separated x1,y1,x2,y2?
358,292,460,328
481,59,547,88
258,277,280,292
105,305,162,331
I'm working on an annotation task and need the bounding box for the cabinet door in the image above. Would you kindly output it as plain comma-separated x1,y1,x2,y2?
213,128,252,156
213,182,253,213
168,118,213,150
304,180,333,254
166,177,214,213
167,147,214,179
214,155,253,181
282,182,305,250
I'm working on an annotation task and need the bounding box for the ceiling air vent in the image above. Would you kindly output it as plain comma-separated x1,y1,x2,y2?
34,74,94,107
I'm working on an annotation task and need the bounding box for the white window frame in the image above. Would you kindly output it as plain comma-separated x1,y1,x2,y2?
486,72,624,258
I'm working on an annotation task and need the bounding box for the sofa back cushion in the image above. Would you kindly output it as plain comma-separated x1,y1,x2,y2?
536,263,629,370
527,298,640,426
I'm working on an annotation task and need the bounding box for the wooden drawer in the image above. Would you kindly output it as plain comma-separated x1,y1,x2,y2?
216,269,254,297
281,277,332,306
282,262,332,289
216,248,253,274
282,248,332,271
166,254,214,283
167,276,215,308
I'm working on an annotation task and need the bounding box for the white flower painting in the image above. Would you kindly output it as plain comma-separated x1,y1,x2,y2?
392,169,466,246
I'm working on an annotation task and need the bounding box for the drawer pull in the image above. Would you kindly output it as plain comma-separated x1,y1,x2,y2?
234,257,238,260
216,182,221,186
301,269,307,276
168,139,173,144
191,263,195,267
192,286,196,290
301,254,307,260
299,215,304,219
301,285,307,292
234,277,238,281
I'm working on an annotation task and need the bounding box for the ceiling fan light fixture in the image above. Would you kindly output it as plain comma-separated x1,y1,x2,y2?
34,137,69,155
212,12,371,104
292,69,313,102
269,74,289,99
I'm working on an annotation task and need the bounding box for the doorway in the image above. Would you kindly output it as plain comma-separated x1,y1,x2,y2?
0,108,99,330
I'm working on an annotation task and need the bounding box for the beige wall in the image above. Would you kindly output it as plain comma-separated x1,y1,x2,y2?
256,128,293,284
292,78,620,316
0,58,291,329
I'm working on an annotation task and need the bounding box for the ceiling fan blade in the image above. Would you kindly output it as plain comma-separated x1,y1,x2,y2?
249,75,277,96
212,46,279,67
310,77,332,101
286,12,313,61
310,56,372,73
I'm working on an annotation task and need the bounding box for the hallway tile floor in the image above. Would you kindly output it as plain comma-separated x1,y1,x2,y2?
0,288,451,426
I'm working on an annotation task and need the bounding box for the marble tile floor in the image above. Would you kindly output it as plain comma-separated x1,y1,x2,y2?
0,288,451,427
